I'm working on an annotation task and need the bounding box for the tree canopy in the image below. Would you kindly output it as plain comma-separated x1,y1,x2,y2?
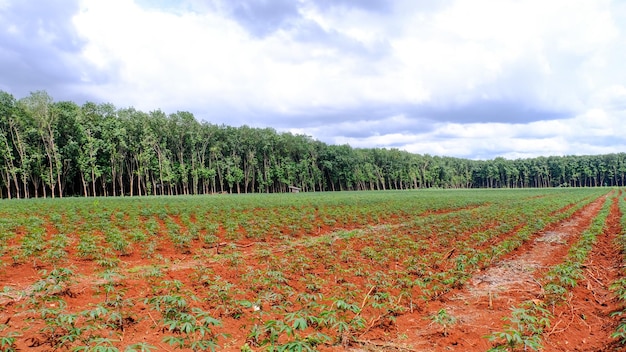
1,90,624,198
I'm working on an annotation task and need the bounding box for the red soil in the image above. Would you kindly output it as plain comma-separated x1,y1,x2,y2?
0,196,622,351
379,196,620,351
541,196,623,351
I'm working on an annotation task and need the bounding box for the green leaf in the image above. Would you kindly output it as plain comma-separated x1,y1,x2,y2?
292,317,308,331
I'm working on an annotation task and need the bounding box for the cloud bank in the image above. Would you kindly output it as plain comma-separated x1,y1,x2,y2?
0,0,625,159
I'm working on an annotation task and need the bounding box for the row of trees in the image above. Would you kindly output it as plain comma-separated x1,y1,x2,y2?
1,90,625,199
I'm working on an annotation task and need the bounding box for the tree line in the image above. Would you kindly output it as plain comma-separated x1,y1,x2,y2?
1,90,625,199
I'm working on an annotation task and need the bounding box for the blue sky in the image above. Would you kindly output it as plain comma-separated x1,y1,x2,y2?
1,0,625,159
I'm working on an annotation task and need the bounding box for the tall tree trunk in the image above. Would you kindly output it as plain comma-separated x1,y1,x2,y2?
3,170,11,199
111,166,117,197
57,169,63,198
117,173,124,196
91,168,97,197
81,173,88,197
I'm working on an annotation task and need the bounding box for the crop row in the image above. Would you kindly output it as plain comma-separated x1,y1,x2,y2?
0,188,613,350
1,189,600,269
1,190,497,268
487,192,615,351
165,189,607,349
611,191,626,345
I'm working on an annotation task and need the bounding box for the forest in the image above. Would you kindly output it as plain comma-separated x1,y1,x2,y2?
1,90,625,199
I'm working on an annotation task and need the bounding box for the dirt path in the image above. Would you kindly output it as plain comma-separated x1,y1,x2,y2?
541,195,623,351
385,195,608,351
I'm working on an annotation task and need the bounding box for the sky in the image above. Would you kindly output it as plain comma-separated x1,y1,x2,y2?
1,0,625,160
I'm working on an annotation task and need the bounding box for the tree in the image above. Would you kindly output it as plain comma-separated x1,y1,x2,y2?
2,90,624,198
20,91,64,198
0,91,22,198
77,102,107,197
98,103,126,196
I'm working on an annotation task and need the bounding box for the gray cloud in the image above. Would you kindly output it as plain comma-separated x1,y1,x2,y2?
262,104,405,127
221,0,300,38
208,98,571,145
290,20,392,60
265,99,569,128
415,100,571,124
0,0,93,99
218,0,402,39
2,0,624,160
575,135,626,148
330,116,436,139
312,0,393,13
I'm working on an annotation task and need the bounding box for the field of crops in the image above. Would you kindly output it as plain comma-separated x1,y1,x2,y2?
0,188,624,351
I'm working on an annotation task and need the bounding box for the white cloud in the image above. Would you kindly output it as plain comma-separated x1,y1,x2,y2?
398,0,620,110
73,0,624,112
74,0,254,110
307,104,625,159
13,0,620,159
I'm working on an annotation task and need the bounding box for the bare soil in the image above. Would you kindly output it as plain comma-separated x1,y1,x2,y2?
365,195,623,351
1,194,623,351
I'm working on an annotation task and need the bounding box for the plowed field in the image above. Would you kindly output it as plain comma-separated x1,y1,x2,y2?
0,188,623,351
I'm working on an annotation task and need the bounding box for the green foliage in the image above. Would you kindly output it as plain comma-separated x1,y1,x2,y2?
0,186,615,350
145,281,224,351
429,309,457,336
2,89,626,199
487,301,552,351
610,193,626,344
77,234,100,260
32,267,76,298
0,324,18,352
